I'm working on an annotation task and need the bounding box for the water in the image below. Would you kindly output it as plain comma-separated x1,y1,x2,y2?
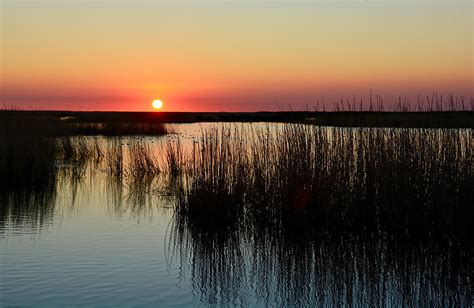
1,123,472,307
1,169,192,306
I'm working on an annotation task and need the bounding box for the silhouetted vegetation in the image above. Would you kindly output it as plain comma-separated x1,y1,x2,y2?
44,109,473,128
0,112,169,187
168,124,472,239
313,93,471,112
59,122,169,136
2,93,473,130
0,115,57,190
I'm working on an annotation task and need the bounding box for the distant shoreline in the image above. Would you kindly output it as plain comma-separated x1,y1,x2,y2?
1,110,472,128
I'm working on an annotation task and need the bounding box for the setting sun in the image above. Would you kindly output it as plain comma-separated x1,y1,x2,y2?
152,99,163,110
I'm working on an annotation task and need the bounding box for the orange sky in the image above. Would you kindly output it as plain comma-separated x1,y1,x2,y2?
1,1,472,111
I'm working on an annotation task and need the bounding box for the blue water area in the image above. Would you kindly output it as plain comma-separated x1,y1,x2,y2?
0,184,194,307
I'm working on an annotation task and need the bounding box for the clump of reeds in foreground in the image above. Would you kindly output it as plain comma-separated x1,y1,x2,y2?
174,126,249,231
167,124,472,240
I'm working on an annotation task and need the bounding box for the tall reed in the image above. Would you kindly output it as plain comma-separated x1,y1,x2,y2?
104,139,125,178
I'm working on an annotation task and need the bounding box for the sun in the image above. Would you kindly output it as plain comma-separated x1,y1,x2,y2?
152,99,164,110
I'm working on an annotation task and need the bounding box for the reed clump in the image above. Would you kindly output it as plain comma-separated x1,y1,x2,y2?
168,124,472,239
58,137,103,162
177,126,249,230
128,140,160,178
165,138,185,176
104,139,125,178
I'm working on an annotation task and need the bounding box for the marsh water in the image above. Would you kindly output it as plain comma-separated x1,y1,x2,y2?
1,123,472,307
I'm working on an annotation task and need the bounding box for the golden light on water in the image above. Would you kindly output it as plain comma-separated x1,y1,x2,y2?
152,99,164,110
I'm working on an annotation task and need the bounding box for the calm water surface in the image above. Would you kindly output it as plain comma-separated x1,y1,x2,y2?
1,123,471,307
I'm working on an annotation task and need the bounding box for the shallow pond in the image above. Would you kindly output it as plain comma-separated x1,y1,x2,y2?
1,123,472,307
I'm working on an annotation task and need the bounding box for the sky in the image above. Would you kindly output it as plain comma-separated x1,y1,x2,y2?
1,0,472,111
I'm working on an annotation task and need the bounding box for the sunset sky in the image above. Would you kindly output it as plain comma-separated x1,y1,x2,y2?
1,0,472,111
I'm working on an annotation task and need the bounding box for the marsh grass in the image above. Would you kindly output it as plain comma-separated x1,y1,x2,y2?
128,140,161,178
104,139,125,178
313,93,471,112
60,122,169,136
59,137,103,162
165,137,185,175
167,124,472,239
0,111,168,187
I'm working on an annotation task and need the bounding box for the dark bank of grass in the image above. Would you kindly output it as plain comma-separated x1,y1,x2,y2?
0,115,57,190
0,111,169,191
0,114,59,228
306,110,473,128
0,110,170,137
2,109,473,129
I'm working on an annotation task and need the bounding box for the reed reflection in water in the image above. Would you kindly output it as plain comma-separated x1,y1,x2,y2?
168,224,471,306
